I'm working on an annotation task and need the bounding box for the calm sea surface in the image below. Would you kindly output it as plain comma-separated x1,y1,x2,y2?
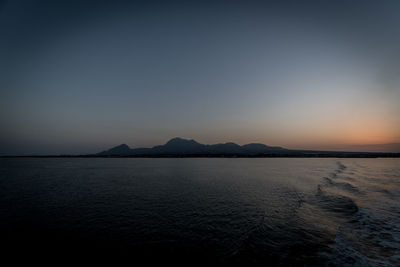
0,158,399,265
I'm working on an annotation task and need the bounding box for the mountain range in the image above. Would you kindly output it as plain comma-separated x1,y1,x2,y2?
98,137,286,156
97,137,400,157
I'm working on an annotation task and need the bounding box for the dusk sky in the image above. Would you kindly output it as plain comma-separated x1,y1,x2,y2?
1,0,400,155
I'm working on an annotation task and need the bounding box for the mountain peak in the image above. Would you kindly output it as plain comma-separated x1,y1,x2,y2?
224,142,240,146
115,144,130,149
165,137,200,146
98,143,131,155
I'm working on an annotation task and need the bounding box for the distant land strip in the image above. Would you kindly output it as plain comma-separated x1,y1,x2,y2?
2,138,400,158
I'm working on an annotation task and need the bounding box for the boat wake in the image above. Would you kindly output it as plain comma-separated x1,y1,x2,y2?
317,161,400,266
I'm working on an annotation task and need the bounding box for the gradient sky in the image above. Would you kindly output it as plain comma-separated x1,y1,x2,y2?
1,0,400,155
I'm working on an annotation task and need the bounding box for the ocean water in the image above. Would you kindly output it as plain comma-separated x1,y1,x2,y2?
0,158,399,265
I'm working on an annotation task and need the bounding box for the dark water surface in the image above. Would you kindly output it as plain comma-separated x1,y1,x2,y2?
0,158,399,265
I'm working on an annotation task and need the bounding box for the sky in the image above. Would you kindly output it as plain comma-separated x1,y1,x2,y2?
1,0,400,155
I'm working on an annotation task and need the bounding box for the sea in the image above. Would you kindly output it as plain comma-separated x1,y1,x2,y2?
0,158,399,266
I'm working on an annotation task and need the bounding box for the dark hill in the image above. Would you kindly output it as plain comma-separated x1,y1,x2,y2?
98,144,131,156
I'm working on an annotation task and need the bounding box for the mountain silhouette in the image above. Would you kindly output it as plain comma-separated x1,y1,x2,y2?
100,144,132,155
95,137,400,157
98,137,286,156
